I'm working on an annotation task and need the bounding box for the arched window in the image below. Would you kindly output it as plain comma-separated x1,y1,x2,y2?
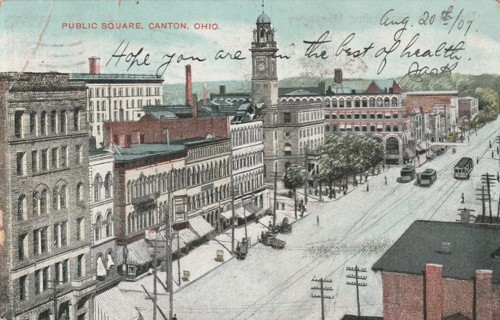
18,194,27,221
105,211,113,238
53,187,59,210
40,111,47,135
391,97,398,107
94,174,102,202
104,173,113,199
40,189,48,214
76,182,84,203
95,215,102,241
60,185,66,209
386,137,400,155
60,110,67,134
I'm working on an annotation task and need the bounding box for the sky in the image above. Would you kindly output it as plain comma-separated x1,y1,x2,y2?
0,0,499,84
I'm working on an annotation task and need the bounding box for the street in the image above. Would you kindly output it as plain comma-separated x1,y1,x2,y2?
121,117,499,320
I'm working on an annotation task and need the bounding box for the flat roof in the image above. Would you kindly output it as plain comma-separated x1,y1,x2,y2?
113,144,185,163
70,73,163,83
372,220,500,283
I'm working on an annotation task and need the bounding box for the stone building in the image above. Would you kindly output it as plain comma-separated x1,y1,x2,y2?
373,220,500,320
71,57,164,147
0,72,94,320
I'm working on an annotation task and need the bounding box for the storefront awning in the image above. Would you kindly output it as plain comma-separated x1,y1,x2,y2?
345,125,352,129
220,209,233,220
126,239,152,266
189,216,215,238
106,253,115,270
95,286,139,320
172,228,198,252
243,203,263,215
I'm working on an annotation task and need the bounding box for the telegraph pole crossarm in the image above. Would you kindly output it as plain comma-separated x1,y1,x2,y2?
311,277,334,320
346,265,368,318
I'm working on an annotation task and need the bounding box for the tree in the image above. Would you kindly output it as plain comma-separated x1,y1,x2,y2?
283,164,306,219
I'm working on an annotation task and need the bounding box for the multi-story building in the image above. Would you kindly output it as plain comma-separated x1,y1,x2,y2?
458,97,479,129
71,57,164,147
250,12,325,182
405,91,459,143
373,220,499,320
230,103,269,222
0,73,94,320
103,112,231,279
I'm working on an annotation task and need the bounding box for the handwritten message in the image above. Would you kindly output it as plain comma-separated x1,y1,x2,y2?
103,5,473,82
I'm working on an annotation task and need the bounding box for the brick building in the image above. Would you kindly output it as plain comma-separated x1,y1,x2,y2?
0,73,95,320
373,220,500,320
71,57,164,147
103,113,231,279
458,97,479,127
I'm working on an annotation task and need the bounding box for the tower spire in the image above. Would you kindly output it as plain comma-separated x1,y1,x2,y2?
262,0,264,13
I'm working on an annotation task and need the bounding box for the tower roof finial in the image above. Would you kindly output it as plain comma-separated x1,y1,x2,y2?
262,0,264,13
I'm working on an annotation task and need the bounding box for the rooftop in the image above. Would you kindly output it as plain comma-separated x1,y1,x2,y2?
113,144,186,163
372,220,500,283
70,73,163,83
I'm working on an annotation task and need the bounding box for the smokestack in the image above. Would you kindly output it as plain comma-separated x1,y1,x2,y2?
88,56,101,75
185,65,193,108
424,264,443,320
334,68,343,84
192,94,198,119
475,270,493,320
219,85,226,95
203,82,208,108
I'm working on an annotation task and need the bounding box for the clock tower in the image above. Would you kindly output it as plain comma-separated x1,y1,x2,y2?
251,11,279,106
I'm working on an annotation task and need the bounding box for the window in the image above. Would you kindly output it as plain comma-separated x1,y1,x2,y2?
41,149,48,171
94,174,102,202
18,195,27,221
104,173,112,199
53,223,60,247
60,185,66,209
76,183,84,204
283,112,291,123
31,150,38,173
73,109,80,131
18,233,28,261
16,152,26,176
40,190,47,214
60,146,67,168
60,110,66,133
75,145,82,165
77,254,84,277
14,111,23,138
51,148,58,169
33,227,48,256
77,218,84,241
40,111,47,135
50,111,57,133
62,259,69,283
61,221,67,246
19,275,27,301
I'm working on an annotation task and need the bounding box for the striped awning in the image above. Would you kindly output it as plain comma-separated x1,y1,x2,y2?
126,239,152,265
243,203,263,215
172,228,198,253
189,216,215,238
95,286,139,320
220,210,233,220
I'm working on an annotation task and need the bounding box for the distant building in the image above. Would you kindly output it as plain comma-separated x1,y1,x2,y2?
458,97,479,127
0,72,94,320
71,56,164,147
373,220,500,320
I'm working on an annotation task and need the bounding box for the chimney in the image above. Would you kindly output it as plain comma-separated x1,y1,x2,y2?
424,263,443,320
192,94,198,119
185,65,193,108
203,82,208,108
475,270,493,320
88,56,101,75
220,85,226,95
334,68,343,84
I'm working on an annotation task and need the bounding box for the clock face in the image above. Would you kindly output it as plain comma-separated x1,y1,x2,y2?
257,62,267,71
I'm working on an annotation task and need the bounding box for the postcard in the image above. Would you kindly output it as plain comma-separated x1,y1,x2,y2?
0,1,499,320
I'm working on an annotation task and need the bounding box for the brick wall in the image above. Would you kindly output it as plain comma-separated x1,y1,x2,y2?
406,95,454,114
382,272,424,320
103,116,229,147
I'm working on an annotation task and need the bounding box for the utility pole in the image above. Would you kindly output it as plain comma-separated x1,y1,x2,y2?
480,173,495,222
311,277,334,320
304,145,309,205
231,175,236,255
273,170,277,227
165,195,174,320
346,265,368,318
177,231,181,286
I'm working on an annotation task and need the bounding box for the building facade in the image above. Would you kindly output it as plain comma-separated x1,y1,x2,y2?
71,57,164,147
0,73,95,320
458,97,479,128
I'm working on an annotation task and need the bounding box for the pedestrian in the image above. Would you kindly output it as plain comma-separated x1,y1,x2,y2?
497,172,499,182
492,151,495,158
316,215,319,226
366,183,369,192
281,202,285,210
461,193,465,204
383,164,386,171
172,314,177,320
384,176,387,185
477,156,479,164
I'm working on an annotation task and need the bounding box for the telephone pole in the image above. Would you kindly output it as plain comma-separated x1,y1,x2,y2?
311,277,334,320
273,170,278,227
231,174,236,255
304,145,309,205
346,265,367,318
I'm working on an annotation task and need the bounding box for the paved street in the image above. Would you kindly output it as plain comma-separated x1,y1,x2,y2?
121,117,499,320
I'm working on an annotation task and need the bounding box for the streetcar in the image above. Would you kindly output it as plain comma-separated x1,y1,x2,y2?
397,165,416,183
454,157,474,179
417,168,437,186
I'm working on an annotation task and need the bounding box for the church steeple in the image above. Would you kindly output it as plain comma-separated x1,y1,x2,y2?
250,6,278,106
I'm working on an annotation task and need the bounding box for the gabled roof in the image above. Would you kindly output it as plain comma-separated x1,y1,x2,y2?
279,87,322,96
372,220,500,283
329,79,373,94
